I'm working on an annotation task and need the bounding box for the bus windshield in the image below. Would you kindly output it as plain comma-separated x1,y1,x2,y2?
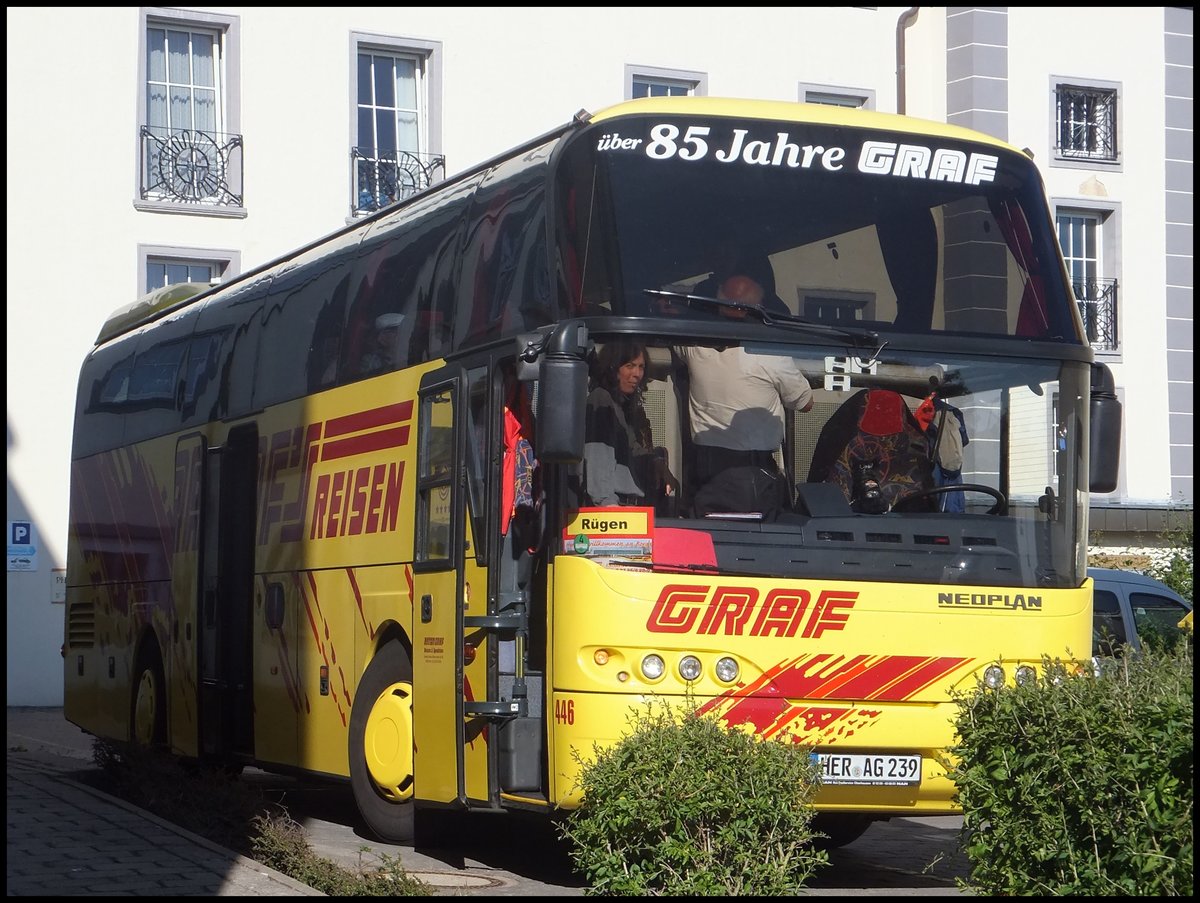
556,113,1081,343
568,334,1091,590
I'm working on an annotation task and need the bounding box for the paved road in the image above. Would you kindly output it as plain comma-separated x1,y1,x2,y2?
7,707,973,896
261,769,973,895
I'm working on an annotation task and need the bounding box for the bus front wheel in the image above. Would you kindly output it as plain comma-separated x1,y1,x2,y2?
349,640,416,842
130,641,167,748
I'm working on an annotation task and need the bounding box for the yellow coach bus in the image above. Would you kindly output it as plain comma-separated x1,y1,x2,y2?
64,97,1121,847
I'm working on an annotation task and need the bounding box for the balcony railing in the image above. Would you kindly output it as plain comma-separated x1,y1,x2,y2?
140,126,244,207
1075,277,1118,351
352,148,446,215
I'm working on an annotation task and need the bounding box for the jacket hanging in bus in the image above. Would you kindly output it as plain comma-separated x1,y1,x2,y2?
807,388,935,513
502,380,539,537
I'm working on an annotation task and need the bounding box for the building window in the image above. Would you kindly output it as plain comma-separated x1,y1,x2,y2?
351,34,445,216
1056,207,1120,353
137,8,244,212
800,290,876,324
632,77,689,98
138,245,240,296
1052,78,1120,167
147,259,215,290
798,83,876,110
625,65,707,100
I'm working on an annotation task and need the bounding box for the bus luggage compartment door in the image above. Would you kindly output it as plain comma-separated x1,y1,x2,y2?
198,425,257,760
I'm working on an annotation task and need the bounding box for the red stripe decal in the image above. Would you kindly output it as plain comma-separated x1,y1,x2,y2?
697,652,977,743
866,657,973,700
324,401,413,439
810,655,930,700
320,426,410,461
348,568,376,640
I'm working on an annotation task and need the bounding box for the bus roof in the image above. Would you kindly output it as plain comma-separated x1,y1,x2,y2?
587,96,1020,155
93,98,1027,349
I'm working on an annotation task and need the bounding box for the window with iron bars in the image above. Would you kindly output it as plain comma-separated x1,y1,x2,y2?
140,16,244,208
352,148,446,215
1055,85,1117,162
1074,278,1119,352
353,47,444,215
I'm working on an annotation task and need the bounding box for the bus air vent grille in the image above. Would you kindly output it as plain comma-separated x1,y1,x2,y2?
68,601,96,648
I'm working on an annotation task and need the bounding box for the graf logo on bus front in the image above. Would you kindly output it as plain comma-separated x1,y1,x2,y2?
630,123,1000,186
257,401,413,544
646,583,857,638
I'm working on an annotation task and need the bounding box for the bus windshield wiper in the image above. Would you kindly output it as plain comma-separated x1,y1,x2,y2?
643,288,879,348
584,555,720,574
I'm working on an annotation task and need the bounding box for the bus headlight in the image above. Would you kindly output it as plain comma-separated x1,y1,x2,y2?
1014,665,1037,686
640,654,665,681
678,655,702,682
983,665,1006,689
714,656,739,683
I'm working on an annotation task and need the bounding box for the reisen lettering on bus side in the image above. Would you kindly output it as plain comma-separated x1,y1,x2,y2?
309,463,403,539
256,402,413,544
937,592,1043,610
601,122,1000,185
646,583,858,638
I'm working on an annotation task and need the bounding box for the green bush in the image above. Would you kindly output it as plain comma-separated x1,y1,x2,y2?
948,647,1193,895
1153,523,1193,603
250,813,430,896
556,696,829,896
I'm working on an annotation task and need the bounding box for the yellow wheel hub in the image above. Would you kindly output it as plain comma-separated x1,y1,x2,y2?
364,681,415,802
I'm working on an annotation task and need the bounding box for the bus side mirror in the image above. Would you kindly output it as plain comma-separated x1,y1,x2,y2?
536,321,588,463
1089,363,1121,493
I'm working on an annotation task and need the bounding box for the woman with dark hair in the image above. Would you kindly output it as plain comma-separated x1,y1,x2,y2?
582,338,676,509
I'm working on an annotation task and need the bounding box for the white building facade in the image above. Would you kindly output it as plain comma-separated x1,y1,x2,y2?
6,6,1192,704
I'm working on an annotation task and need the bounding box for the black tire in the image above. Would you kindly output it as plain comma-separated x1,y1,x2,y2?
811,813,875,850
349,640,416,843
130,640,167,748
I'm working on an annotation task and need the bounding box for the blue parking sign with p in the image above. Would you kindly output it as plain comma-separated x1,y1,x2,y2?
8,520,37,570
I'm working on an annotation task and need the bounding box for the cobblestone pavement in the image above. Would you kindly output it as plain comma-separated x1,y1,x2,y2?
6,709,321,896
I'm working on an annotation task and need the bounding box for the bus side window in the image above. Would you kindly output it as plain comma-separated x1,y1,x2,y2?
346,235,422,378
305,274,350,391
182,333,224,419
254,231,361,409
456,146,554,350
346,179,477,374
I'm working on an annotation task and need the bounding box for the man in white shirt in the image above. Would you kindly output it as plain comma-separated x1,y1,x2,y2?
677,274,814,519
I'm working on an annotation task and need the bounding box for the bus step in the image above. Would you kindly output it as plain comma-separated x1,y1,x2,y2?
463,612,524,630
463,700,522,717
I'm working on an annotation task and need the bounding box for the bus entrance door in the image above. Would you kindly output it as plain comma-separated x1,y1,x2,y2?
197,423,257,762
411,378,498,811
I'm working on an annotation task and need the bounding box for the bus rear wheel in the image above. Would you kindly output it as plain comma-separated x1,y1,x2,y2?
349,640,416,842
130,641,167,748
